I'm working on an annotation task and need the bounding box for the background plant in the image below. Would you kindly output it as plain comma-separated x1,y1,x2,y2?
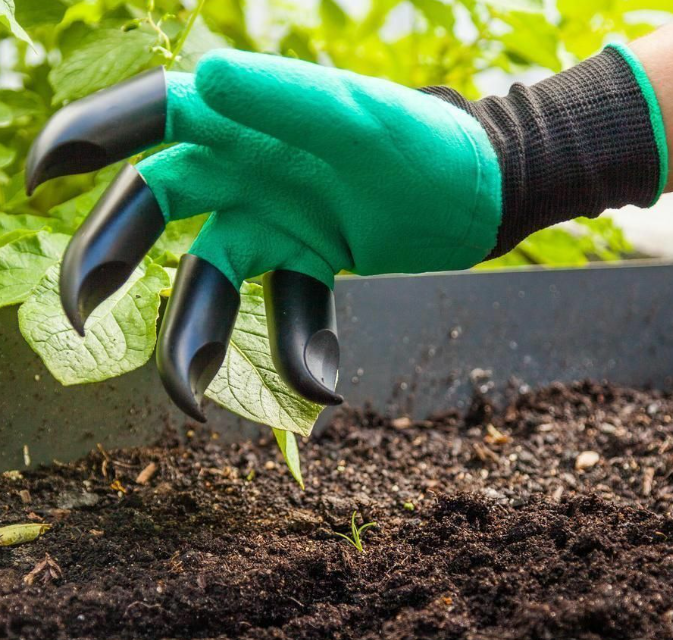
0,0,670,481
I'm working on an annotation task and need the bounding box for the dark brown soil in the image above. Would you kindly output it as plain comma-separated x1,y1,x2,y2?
2,380,673,640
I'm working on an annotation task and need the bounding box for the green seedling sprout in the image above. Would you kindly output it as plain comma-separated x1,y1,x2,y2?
334,511,377,552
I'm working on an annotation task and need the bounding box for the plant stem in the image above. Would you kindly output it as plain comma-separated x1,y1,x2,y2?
146,0,171,53
167,0,207,70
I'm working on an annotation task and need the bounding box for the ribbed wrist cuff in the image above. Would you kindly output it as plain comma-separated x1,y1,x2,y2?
422,44,667,258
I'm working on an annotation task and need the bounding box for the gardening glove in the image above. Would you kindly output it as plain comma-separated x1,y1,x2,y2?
26,43,668,421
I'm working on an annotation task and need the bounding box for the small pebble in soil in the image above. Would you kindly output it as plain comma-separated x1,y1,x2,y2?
575,450,600,470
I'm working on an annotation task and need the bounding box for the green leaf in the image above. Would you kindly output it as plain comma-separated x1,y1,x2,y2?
2,170,29,210
410,0,455,26
321,0,349,36
172,16,228,72
484,0,543,12
19,261,171,384
359,0,401,38
49,27,156,104
0,231,70,308
518,227,589,265
620,0,673,9
0,228,41,248
0,0,33,45
0,523,51,546
205,282,324,437
0,143,16,170
0,212,52,247
0,102,12,128
557,0,611,17
500,12,561,71
15,0,67,29
0,89,44,126
281,28,318,63
47,181,110,233
149,214,208,262
59,0,107,27
273,428,304,488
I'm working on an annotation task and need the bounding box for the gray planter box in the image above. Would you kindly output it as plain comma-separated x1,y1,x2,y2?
2,261,673,471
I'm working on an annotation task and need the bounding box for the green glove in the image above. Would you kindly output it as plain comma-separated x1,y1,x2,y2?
26,42,666,420
137,50,503,289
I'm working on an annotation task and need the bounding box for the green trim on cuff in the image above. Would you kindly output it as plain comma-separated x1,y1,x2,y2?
606,42,669,205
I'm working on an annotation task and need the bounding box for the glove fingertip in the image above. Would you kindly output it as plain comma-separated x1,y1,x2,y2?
195,49,272,109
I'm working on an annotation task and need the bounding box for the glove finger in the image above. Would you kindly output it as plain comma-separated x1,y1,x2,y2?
60,163,166,334
156,251,240,422
137,143,240,222
194,49,394,156
26,68,166,194
263,270,342,405
59,143,238,334
25,69,259,194
187,211,341,406
164,71,252,148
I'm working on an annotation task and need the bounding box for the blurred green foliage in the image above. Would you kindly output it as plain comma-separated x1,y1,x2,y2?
1,0,669,267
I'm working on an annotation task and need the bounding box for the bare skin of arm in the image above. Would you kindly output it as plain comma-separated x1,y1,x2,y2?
630,23,673,192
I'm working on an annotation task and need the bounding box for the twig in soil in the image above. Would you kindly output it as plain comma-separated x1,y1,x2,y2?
643,467,656,497
287,596,305,608
473,442,500,464
136,462,158,485
23,553,62,586
123,601,163,618
334,511,377,553
97,443,111,478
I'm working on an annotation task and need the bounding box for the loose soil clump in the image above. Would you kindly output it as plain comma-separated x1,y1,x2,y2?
2,380,673,639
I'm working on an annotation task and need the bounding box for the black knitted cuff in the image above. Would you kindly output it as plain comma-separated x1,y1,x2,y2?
422,46,664,258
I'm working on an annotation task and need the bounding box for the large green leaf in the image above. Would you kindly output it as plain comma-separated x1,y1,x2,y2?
19,261,170,384
206,282,323,437
0,0,32,45
0,231,70,308
49,27,156,104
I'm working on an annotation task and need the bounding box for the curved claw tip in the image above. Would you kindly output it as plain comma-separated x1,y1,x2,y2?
159,343,227,424
157,361,207,423
156,254,240,423
60,260,134,337
25,66,167,195
25,134,107,197
302,329,343,405
57,163,165,336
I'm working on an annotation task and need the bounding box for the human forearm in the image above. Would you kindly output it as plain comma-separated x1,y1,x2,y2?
424,32,671,256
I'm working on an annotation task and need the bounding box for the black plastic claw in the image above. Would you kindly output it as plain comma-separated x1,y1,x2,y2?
156,254,240,422
26,67,166,195
263,270,343,406
60,164,165,335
